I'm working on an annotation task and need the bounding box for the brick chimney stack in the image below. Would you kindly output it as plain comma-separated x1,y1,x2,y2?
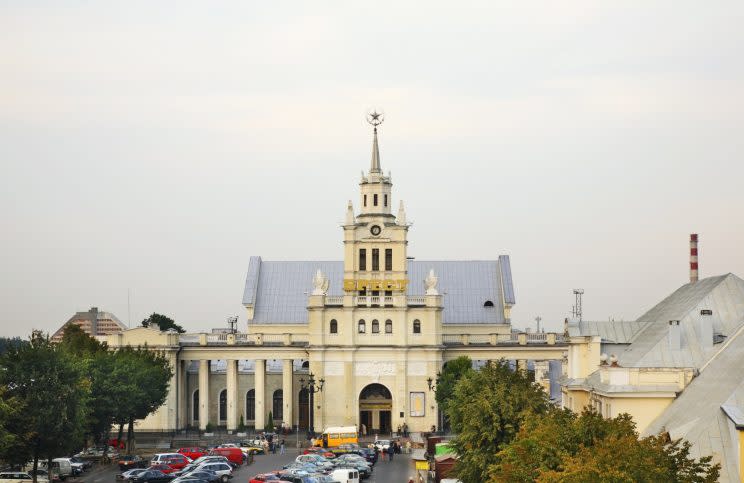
690,234,699,283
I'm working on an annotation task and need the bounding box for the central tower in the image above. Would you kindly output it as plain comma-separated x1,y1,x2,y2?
343,112,409,299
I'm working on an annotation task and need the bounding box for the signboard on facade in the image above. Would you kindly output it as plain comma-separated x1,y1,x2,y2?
410,392,425,417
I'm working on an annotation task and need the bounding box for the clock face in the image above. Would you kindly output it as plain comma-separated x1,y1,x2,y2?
370,225,382,236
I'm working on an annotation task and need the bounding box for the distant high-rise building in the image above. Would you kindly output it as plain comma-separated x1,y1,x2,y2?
51,306,127,342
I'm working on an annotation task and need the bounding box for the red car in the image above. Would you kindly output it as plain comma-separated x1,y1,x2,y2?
150,453,191,470
248,474,291,483
148,464,177,475
178,447,208,461
208,447,243,466
302,447,335,459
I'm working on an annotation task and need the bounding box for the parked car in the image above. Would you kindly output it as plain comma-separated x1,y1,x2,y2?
329,468,359,483
0,472,37,483
193,463,232,483
68,456,91,473
26,469,57,482
116,469,149,481
130,470,175,483
294,455,333,471
207,448,242,467
371,440,390,452
248,474,289,483
176,470,219,483
237,442,264,456
177,448,208,461
150,454,191,471
119,455,148,471
148,465,178,475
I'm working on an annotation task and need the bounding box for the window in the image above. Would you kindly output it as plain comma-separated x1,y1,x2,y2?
372,320,379,333
373,194,378,206
359,249,366,271
358,320,366,333
385,249,392,271
246,389,255,420
484,300,494,307
273,389,283,420
413,320,421,334
385,320,392,333
219,389,227,421
372,249,379,271
192,389,199,422
364,194,367,207
384,194,388,207
330,319,338,334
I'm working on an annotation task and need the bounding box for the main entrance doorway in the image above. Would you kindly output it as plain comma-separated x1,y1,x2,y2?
298,388,309,430
359,383,393,434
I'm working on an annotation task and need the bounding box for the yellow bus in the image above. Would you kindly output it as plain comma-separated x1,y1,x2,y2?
317,426,358,448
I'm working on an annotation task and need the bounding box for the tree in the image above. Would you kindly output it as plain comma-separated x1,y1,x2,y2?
267,411,275,432
435,356,474,428
0,332,89,482
0,337,27,355
141,313,185,333
446,360,550,483
60,324,107,354
491,408,720,482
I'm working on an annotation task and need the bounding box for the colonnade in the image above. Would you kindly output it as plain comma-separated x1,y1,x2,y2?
183,358,297,432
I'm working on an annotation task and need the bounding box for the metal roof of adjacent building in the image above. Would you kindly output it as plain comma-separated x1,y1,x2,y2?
566,319,648,343
242,257,514,325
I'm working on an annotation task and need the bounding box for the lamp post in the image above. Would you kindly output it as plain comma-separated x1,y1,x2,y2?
300,372,324,438
426,374,443,434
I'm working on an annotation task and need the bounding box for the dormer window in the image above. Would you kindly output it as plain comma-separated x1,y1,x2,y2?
484,300,494,307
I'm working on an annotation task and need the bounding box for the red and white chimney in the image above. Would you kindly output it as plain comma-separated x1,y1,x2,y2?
690,233,699,283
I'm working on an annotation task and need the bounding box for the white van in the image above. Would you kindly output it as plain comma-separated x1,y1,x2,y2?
329,468,359,483
52,459,74,479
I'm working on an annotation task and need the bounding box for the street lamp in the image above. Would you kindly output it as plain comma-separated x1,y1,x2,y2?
426,374,443,434
300,372,324,437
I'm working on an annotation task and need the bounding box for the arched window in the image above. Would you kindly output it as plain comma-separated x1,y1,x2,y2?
358,320,366,334
192,389,199,422
246,389,255,420
219,389,227,422
330,319,338,334
371,320,380,333
413,320,421,334
301,360,309,369
273,389,283,420
385,319,393,334
484,300,494,307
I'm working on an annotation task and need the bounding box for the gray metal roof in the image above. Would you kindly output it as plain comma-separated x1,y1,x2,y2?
644,324,744,482
618,274,744,368
242,257,514,325
567,319,648,343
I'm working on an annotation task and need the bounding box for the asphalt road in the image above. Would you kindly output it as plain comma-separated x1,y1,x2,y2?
78,450,415,483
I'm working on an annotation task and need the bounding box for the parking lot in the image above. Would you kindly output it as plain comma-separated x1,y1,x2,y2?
76,449,414,483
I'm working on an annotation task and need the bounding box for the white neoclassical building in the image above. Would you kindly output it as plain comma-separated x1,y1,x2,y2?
106,118,567,434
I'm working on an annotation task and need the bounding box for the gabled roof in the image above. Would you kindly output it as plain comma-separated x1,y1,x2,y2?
242,257,515,325
619,273,744,368
567,319,648,343
643,323,744,482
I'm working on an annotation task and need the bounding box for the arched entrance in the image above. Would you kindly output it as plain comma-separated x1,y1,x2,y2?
359,383,392,434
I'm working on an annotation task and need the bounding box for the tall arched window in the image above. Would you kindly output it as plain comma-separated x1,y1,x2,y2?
219,389,227,422
385,319,393,333
358,320,366,333
192,389,199,423
371,320,380,333
246,389,255,420
413,319,421,334
273,389,283,420
330,319,338,334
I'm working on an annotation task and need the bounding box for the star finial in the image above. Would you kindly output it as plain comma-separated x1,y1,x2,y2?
366,110,384,127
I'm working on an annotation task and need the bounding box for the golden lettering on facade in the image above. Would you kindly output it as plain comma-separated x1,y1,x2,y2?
343,279,408,292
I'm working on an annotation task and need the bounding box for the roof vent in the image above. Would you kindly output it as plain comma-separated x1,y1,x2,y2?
668,320,681,351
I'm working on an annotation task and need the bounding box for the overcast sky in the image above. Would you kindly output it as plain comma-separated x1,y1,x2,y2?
1,1,743,337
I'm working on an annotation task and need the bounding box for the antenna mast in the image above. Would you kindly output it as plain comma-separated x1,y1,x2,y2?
572,289,584,321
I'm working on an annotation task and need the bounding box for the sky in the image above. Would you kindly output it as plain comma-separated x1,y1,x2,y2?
1,1,743,337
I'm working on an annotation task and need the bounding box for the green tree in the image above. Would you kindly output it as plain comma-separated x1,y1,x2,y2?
0,336,27,355
491,408,719,482
0,331,89,482
267,411,275,432
447,360,549,483
60,324,107,354
141,313,185,333
435,356,474,427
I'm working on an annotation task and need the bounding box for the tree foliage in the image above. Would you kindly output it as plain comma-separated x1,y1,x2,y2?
447,360,549,483
0,332,89,482
435,356,474,416
141,313,185,333
0,337,27,355
488,407,720,482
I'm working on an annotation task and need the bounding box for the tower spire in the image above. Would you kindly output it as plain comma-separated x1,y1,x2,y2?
366,110,384,175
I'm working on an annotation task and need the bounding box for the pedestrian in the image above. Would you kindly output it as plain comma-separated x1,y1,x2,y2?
388,444,394,461
397,424,401,437
280,439,285,455
361,423,367,437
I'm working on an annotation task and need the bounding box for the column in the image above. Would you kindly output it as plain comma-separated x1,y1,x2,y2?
198,360,210,431
255,359,266,430
178,359,188,429
226,359,238,431
282,359,293,429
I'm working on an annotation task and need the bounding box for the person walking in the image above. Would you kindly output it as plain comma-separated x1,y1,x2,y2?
280,439,285,455
388,444,394,461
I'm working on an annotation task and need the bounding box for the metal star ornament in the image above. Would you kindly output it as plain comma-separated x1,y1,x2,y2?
366,110,384,127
